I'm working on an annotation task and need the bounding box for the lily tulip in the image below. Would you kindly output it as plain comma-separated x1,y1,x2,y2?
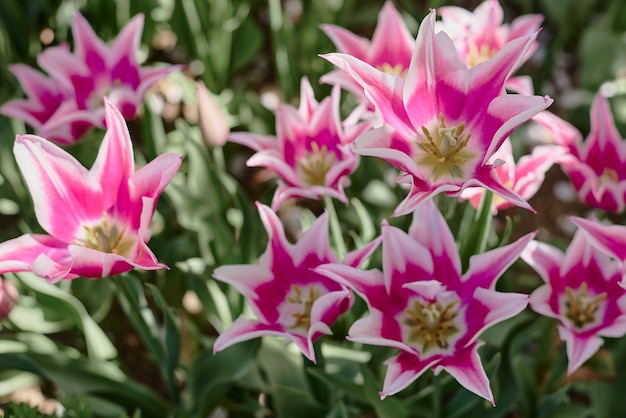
1,12,179,145
522,229,626,374
213,203,379,363
317,201,533,403
0,99,182,283
537,94,626,213
322,10,552,216
229,77,369,210
437,0,543,68
320,1,414,104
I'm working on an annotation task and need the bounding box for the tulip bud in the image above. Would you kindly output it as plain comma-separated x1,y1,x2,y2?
0,279,18,320
197,81,229,147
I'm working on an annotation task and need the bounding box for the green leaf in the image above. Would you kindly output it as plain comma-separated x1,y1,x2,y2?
359,364,410,418
186,340,260,417
13,273,117,360
0,351,169,417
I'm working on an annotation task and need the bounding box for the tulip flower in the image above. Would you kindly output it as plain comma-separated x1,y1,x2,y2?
437,0,543,68
322,10,552,216
0,99,182,283
320,1,414,104
537,94,626,213
522,229,626,374
213,203,379,363
0,279,18,320
229,77,370,210
1,12,179,145
461,138,561,213
317,201,533,403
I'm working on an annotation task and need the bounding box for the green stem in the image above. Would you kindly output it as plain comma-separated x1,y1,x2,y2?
324,195,346,259
113,276,179,405
432,372,441,418
460,191,493,269
474,191,494,255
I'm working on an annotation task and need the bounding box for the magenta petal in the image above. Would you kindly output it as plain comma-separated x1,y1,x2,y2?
570,217,626,261
439,341,494,405
72,12,108,74
14,135,104,242
380,351,439,399
0,234,69,276
558,325,604,375
465,232,536,291
471,288,529,341
521,240,564,283
347,311,407,352
213,316,284,354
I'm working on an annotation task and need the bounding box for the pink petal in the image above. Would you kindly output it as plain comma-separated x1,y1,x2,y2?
380,351,440,399
291,212,336,265
382,223,433,297
465,231,536,292
369,1,414,66
570,217,626,261
13,135,105,242
0,234,69,276
403,10,469,128
439,341,494,405
521,240,564,283
320,25,369,60
470,288,529,342
72,12,108,74
558,326,604,375
321,53,414,139
213,316,284,354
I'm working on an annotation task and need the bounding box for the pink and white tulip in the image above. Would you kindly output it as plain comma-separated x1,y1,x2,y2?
522,229,626,375
229,77,370,210
213,203,379,362
461,138,561,213
1,12,179,145
317,201,533,403
437,0,543,69
0,99,182,283
320,1,414,105
537,94,626,213
322,10,552,216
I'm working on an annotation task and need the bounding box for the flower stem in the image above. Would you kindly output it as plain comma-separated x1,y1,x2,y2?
324,195,346,259
432,372,441,418
460,190,493,269
113,275,179,405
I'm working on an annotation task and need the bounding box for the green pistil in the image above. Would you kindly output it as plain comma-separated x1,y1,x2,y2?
564,282,607,328
403,299,460,354
417,114,475,181
286,285,319,330
75,215,135,256
297,142,336,186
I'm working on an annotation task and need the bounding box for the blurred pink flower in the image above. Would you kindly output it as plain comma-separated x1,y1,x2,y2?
320,1,414,103
461,138,561,213
0,100,182,283
317,201,533,403
536,94,626,213
197,81,230,147
322,10,552,216
213,203,379,363
229,77,370,210
437,0,543,69
570,217,626,274
1,12,179,145
0,279,18,320
522,229,626,375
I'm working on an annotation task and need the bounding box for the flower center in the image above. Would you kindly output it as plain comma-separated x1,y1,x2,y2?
598,168,619,186
403,298,460,354
285,284,320,331
466,43,496,68
377,63,408,78
297,142,336,186
564,282,607,329
74,215,136,256
417,114,476,181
